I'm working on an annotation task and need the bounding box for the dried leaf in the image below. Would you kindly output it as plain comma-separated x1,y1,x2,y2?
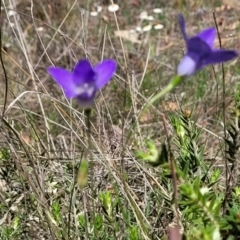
114,30,141,43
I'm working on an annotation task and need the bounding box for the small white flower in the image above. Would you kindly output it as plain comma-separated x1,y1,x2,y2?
97,6,102,12
108,4,119,12
146,16,154,21
139,11,148,20
153,8,163,14
90,11,98,17
154,24,164,30
135,26,143,33
36,27,44,32
142,24,152,32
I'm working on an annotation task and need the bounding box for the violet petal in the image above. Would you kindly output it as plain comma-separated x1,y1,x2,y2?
178,14,188,43
94,59,117,89
73,59,96,86
203,50,239,65
196,28,216,48
47,67,77,98
186,37,212,72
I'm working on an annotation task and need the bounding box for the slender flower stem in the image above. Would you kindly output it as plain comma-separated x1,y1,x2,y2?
124,75,184,160
142,75,184,115
84,108,97,237
84,109,93,184
134,76,184,236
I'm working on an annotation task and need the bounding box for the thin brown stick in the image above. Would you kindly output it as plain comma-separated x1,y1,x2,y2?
212,11,228,213
162,115,179,224
0,0,8,119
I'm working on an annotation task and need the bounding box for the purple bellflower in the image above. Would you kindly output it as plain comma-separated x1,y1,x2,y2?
48,59,117,107
177,14,238,76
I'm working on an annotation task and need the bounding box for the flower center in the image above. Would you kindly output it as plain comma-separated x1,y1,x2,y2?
76,83,95,97
177,55,196,76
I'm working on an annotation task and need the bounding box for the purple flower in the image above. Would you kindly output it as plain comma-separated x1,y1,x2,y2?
47,59,117,107
177,14,238,76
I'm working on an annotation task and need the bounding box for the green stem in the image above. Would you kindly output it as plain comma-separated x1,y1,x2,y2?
142,75,184,115
84,108,96,237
